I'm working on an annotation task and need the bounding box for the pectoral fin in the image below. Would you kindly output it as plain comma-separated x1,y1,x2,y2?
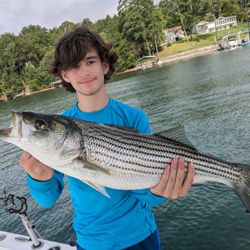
75,158,111,197
77,157,110,175
81,180,110,198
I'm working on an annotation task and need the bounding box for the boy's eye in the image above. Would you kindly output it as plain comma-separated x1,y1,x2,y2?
87,60,96,65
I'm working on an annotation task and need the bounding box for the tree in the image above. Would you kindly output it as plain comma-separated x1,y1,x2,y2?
20,25,53,59
117,0,133,13
175,0,189,41
0,24,56,97
82,18,94,27
58,21,76,33
23,48,56,92
159,0,208,34
94,15,137,71
220,0,244,20
159,0,245,35
118,0,165,57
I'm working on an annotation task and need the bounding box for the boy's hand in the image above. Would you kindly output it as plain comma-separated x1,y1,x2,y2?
19,151,54,181
150,157,195,199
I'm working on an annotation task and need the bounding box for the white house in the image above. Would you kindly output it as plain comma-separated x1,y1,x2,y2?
194,16,237,35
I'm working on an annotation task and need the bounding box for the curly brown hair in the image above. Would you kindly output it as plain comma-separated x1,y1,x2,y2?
50,26,118,92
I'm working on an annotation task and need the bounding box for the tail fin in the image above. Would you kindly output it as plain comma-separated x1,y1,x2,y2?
233,167,250,213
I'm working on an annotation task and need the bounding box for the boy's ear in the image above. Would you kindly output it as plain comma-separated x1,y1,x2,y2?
60,70,70,82
103,62,109,75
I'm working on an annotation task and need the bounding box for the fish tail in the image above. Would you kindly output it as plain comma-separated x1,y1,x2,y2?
233,165,250,212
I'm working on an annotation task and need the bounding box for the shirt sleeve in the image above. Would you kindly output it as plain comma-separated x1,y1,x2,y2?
131,110,167,207
27,170,64,208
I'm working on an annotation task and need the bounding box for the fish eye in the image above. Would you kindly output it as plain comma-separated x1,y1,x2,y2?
34,120,46,130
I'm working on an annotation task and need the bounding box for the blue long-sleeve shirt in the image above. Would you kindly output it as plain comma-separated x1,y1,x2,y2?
27,98,166,250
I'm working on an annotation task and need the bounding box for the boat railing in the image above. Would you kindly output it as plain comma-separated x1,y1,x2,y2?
0,189,43,249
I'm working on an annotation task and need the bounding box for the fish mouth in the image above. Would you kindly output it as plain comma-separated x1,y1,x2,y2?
0,111,22,139
0,127,12,137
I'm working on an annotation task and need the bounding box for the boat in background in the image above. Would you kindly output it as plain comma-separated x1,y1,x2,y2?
239,39,250,46
218,34,241,50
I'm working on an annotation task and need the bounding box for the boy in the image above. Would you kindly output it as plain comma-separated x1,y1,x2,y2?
20,27,195,250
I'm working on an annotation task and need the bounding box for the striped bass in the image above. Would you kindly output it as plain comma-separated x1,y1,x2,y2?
0,111,250,211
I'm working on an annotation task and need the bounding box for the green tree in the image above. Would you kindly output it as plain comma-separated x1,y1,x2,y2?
81,18,94,29
159,0,246,35
0,24,56,97
159,0,209,33
58,21,76,33
118,0,165,57
23,48,56,92
94,15,137,71
220,0,244,20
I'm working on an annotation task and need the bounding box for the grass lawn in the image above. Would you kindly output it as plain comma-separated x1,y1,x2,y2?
158,38,215,58
158,22,250,58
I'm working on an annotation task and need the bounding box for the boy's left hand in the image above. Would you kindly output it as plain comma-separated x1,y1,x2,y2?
150,157,195,199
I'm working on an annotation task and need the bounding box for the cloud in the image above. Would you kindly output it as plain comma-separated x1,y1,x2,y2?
0,0,118,35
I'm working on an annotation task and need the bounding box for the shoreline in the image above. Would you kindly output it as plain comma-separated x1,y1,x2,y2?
24,87,56,96
0,44,220,101
0,87,56,102
122,44,220,73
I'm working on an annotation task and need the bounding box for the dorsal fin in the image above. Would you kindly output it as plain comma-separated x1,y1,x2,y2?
154,126,195,149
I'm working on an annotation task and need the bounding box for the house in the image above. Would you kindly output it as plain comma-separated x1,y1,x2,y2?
194,16,237,35
162,26,185,44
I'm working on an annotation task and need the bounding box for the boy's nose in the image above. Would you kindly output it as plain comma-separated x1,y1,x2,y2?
79,66,90,77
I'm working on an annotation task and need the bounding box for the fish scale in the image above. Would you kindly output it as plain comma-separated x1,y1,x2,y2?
87,124,233,169
84,123,241,184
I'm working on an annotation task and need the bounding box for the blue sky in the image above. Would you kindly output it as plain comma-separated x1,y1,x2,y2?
0,0,120,35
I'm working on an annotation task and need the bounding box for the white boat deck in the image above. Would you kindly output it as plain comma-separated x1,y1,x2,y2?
0,231,76,250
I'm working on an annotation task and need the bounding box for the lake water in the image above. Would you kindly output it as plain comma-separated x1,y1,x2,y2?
1,46,250,250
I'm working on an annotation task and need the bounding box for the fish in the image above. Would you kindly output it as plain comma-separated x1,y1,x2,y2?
0,111,250,211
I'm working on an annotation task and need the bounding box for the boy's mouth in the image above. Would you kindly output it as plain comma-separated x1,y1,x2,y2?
79,78,96,84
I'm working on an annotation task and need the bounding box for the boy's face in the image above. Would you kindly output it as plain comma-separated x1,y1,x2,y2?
60,49,109,97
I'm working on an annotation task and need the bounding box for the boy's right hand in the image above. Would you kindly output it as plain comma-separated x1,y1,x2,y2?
19,151,54,181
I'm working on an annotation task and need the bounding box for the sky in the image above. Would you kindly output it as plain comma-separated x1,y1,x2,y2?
0,0,120,35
